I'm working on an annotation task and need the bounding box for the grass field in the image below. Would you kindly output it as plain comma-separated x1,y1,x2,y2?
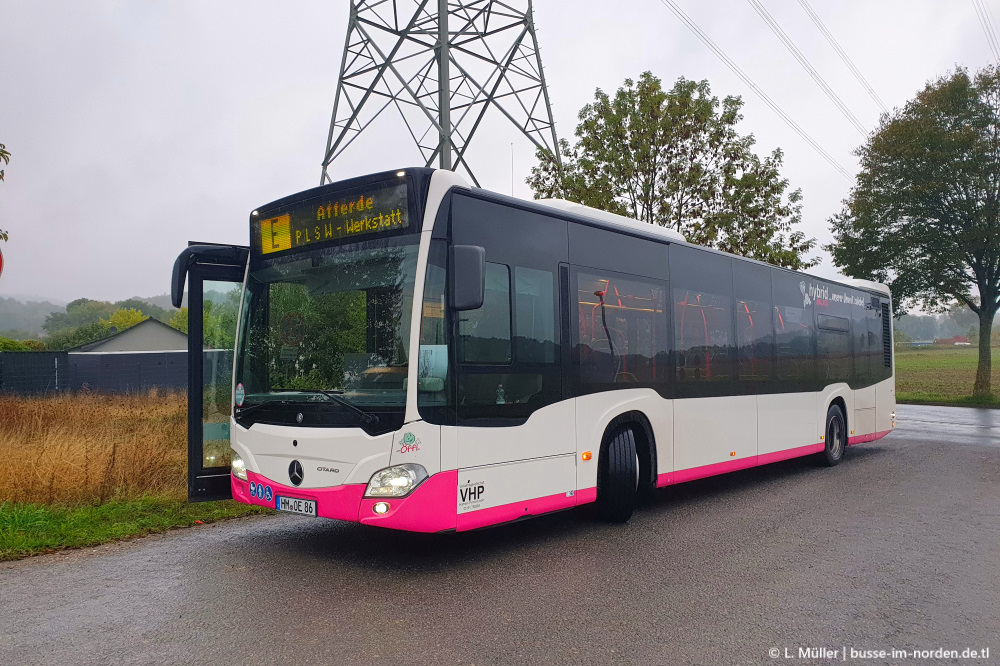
895,345,1000,406
0,391,266,561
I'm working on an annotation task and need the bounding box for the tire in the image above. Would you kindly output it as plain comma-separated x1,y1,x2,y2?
820,403,846,467
597,426,639,523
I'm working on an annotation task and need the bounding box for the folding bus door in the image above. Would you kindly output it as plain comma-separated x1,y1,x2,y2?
448,194,576,527
171,243,249,501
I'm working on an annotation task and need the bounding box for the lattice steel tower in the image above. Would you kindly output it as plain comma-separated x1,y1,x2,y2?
320,0,561,186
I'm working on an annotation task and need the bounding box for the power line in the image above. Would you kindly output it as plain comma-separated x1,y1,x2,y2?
798,0,888,114
655,0,853,181
748,0,867,136
972,0,1000,62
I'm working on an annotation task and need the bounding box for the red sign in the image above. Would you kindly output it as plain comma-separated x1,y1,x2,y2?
0,247,4,278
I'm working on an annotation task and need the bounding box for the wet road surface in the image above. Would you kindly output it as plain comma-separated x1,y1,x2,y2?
1,404,998,665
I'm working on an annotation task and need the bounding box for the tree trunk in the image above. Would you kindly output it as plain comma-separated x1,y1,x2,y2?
973,309,996,397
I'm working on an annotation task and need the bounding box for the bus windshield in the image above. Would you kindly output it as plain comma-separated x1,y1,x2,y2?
234,236,419,426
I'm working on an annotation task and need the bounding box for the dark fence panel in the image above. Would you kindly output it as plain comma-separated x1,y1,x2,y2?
0,350,234,395
70,352,189,393
0,352,70,394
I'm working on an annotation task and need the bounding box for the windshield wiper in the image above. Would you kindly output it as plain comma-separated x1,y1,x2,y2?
271,388,379,424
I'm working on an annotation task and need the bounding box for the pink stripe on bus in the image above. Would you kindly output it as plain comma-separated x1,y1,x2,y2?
457,491,577,531
359,470,458,533
575,487,598,505
656,441,826,487
848,430,891,445
758,442,826,465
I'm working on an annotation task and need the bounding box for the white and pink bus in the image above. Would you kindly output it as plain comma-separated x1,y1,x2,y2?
171,167,895,530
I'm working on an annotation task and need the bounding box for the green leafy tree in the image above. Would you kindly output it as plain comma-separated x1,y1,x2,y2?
43,299,117,334
828,66,1000,396
114,298,170,323
170,307,189,333
0,142,9,242
103,307,147,332
0,337,30,351
41,321,111,350
528,72,818,269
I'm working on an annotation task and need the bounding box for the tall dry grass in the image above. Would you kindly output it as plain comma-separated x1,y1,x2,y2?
0,390,188,505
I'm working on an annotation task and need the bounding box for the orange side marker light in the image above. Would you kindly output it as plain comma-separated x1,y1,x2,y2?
730,451,736,457
582,451,592,461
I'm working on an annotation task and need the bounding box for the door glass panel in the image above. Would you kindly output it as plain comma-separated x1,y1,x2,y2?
202,279,242,469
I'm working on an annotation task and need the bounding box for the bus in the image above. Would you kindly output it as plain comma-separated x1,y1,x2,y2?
171,167,895,530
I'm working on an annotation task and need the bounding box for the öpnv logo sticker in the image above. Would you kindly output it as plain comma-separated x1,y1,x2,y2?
235,383,245,407
398,431,420,454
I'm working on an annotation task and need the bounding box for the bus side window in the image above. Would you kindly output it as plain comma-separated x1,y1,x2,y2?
733,260,774,390
417,240,452,420
575,269,667,391
670,244,734,396
771,269,816,391
458,262,512,364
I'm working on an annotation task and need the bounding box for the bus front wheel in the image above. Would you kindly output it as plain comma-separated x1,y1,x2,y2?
597,425,639,523
821,404,846,467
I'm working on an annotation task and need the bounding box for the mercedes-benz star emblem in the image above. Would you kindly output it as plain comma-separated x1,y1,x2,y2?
288,460,304,486
296,412,304,424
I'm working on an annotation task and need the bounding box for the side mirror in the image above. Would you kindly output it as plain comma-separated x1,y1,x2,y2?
450,245,485,311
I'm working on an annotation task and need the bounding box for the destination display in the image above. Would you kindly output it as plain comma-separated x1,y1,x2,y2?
254,180,409,256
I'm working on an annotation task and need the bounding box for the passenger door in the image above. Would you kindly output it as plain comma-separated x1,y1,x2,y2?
171,244,249,501
448,194,576,521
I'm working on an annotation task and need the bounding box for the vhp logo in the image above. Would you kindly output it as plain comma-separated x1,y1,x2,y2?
460,484,484,503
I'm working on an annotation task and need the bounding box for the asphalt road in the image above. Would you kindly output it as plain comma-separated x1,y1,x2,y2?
2,404,998,666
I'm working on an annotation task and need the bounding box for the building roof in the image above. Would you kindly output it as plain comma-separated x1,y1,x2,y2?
70,318,189,352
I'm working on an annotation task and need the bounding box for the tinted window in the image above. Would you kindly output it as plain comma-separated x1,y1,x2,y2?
851,298,871,385
449,195,567,424
515,267,557,363
569,223,669,280
671,245,734,394
772,269,816,390
575,269,668,393
417,240,452,421
734,260,774,389
456,264,562,422
459,262,511,364
815,283,860,385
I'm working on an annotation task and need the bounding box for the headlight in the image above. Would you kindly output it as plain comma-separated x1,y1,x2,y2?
365,464,428,498
231,451,248,481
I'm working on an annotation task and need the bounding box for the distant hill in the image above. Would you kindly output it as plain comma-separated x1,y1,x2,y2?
0,297,64,336
142,292,181,310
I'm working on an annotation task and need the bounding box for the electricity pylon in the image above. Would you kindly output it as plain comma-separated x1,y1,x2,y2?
320,0,561,186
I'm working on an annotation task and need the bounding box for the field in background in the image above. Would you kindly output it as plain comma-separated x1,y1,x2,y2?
0,391,264,560
895,345,1000,406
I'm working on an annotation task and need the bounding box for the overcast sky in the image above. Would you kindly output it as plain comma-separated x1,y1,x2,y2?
0,0,994,305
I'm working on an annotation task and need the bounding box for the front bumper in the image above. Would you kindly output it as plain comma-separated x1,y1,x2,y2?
232,469,458,533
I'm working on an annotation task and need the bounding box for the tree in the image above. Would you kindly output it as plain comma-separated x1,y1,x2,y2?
43,299,117,334
104,308,147,332
528,72,818,269
0,142,9,242
42,322,111,350
169,308,189,334
828,66,1000,396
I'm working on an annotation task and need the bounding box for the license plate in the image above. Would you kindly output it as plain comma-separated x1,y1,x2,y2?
276,496,317,517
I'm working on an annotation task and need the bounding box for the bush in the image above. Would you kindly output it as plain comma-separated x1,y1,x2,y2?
0,337,30,351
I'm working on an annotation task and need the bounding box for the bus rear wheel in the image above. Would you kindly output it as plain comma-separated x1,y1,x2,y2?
820,404,846,467
597,425,639,523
